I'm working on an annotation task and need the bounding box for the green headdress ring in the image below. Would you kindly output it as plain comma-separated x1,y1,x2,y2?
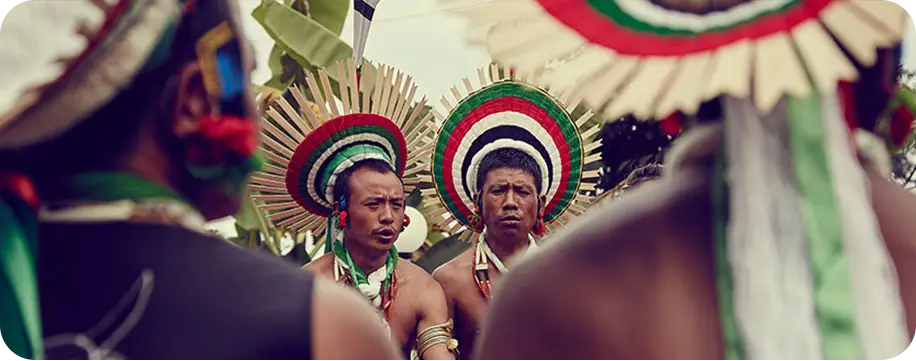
421,65,604,243
249,59,437,239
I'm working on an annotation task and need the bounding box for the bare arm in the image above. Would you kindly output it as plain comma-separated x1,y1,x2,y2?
312,278,400,359
431,268,457,322
417,277,456,360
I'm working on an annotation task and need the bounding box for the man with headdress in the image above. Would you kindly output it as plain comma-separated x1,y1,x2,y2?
426,67,603,358
445,0,916,359
249,58,457,359
0,0,399,359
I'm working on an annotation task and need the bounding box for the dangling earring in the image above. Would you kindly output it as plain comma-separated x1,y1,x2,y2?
337,211,348,229
467,209,483,232
402,214,411,232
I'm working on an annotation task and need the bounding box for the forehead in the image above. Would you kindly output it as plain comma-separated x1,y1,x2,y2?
347,167,404,197
483,168,537,187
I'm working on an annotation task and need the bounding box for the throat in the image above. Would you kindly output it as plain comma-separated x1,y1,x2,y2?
343,241,389,274
485,233,530,264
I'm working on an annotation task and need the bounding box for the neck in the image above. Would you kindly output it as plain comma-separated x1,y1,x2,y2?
342,240,389,274
484,231,530,263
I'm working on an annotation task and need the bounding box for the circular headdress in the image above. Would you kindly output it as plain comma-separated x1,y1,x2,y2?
420,66,603,242
441,0,909,120
250,58,436,238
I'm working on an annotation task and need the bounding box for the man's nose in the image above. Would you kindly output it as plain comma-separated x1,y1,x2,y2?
379,205,394,224
503,192,519,209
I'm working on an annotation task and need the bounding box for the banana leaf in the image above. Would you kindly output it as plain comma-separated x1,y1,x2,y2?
253,1,352,74
303,0,348,36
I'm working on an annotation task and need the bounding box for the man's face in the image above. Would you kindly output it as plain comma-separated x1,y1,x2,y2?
343,167,406,252
479,168,541,241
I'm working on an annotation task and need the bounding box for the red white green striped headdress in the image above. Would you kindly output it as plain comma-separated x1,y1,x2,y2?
442,0,913,359
250,59,435,238
420,66,602,242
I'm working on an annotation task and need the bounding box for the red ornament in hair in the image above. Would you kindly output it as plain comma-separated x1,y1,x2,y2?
0,173,39,210
185,115,258,166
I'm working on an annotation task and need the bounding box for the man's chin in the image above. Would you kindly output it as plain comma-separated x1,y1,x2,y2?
490,227,527,240
369,239,396,253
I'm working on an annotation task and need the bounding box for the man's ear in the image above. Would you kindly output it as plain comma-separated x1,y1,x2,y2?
171,61,214,139
538,195,547,215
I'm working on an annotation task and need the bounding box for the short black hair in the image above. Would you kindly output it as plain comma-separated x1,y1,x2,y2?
475,148,542,196
331,158,400,207
622,163,662,187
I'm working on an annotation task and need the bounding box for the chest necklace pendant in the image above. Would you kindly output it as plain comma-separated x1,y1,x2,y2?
334,258,398,336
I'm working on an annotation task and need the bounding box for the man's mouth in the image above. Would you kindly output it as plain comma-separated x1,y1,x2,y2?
373,228,396,242
499,215,521,227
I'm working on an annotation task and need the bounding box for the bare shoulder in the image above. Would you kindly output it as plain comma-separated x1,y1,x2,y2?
397,260,442,292
431,248,473,289
311,277,400,359
304,252,334,278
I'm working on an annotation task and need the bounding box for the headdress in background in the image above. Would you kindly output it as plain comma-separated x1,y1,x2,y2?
420,65,603,243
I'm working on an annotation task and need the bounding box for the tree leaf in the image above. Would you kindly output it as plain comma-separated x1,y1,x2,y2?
308,0,349,36
234,191,263,231
253,1,352,72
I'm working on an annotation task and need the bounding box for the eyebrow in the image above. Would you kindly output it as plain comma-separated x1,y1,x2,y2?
364,196,405,202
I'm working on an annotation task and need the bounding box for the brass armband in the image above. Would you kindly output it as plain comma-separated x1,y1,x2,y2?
416,319,458,358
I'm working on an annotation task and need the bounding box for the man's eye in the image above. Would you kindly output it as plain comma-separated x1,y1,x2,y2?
365,203,378,208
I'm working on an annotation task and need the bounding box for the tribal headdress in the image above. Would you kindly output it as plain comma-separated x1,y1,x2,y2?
420,65,603,243
443,0,914,359
0,1,253,358
249,58,435,246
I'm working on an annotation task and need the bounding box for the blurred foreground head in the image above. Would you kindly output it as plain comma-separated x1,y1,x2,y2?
0,5,257,356
454,1,916,359
0,0,259,219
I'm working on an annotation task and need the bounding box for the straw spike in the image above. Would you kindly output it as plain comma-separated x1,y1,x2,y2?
318,69,340,118
258,146,289,166
336,62,352,114
370,66,385,114
273,97,309,135
348,59,361,113
396,85,419,128
262,163,288,176
252,194,294,202
450,85,464,106
259,134,295,159
260,201,299,211
305,74,331,121
392,78,414,127
261,119,300,151
249,184,287,193
379,69,396,117
290,86,323,129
